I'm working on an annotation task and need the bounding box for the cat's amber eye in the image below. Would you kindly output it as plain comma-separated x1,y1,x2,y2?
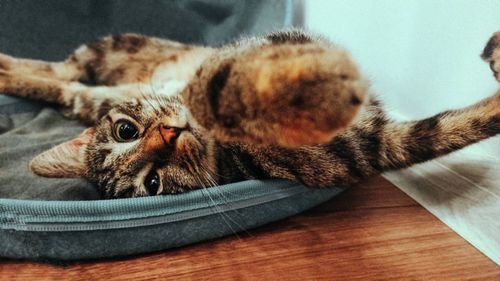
144,171,160,195
113,120,139,142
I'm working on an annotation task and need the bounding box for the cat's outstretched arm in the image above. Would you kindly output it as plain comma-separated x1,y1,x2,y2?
182,30,369,148
217,90,499,188
0,33,208,125
215,31,500,188
0,33,204,85
0,70,145,125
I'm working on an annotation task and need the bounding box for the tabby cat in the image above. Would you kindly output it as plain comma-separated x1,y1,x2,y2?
0,30,499,198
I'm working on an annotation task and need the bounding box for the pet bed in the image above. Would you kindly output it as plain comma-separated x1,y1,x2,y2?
0,0,344,261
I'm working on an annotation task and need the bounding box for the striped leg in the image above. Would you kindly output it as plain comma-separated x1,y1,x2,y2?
1,33,198,87
0,70,144,125
379,91,500,171
233,91,500,189
0,53,81,82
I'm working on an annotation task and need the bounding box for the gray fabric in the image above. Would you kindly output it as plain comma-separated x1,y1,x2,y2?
0,0,290,60
0,185,341,261
0,100,97,200
0,0,291,200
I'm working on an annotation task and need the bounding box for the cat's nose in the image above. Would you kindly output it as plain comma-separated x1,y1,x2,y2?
159,124,184,144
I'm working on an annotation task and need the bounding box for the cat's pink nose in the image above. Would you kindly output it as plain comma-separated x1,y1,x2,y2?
159,125,182,144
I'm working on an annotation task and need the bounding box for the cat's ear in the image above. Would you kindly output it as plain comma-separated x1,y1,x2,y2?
29,128,95,178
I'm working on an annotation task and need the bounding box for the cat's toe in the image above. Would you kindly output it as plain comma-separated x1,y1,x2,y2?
0,69,10,84
481,32,500,82
0,53,13,71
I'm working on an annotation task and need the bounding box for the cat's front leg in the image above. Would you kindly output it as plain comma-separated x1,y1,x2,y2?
0,70,142,125
0,52,81,81
182,31,369,148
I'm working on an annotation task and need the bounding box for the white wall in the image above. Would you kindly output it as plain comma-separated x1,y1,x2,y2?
304,0,500,119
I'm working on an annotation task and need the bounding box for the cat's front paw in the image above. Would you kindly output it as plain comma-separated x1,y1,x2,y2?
183,41,369,147
247,47,370,147
482,32,500,82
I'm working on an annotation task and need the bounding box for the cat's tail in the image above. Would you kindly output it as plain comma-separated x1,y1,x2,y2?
377,91,499,171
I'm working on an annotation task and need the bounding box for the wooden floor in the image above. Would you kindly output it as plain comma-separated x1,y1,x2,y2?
1,176,499,280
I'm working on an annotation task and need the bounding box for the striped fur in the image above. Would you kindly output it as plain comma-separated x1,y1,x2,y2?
1,30,499,198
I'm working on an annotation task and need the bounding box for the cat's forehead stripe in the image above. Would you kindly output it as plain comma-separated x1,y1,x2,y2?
115,105,142,117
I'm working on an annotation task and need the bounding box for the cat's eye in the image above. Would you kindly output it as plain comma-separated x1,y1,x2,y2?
113,120,139,142
144,171,160,195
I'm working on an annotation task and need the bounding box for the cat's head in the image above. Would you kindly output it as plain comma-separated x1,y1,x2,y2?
29,96,217,198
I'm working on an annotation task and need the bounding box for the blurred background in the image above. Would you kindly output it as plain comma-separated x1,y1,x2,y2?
304,0,500,119
302,0,499,264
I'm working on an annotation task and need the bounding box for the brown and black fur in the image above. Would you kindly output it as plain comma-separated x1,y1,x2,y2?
0,29,499,198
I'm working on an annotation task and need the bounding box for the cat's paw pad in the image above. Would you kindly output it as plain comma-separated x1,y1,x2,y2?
482,32,500,82
249,46,369,146
184,40,369,147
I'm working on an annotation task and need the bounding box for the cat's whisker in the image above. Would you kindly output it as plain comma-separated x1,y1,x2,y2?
203,171,248,219
148,84,165,115
198,163,217,187
198,165,250,227
198,183,243,240
147,86,163,104
136,85,154,108
138,84,161,115
193,164,251,237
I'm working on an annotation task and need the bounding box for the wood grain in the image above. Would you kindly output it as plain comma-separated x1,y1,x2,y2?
1,176,499,280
